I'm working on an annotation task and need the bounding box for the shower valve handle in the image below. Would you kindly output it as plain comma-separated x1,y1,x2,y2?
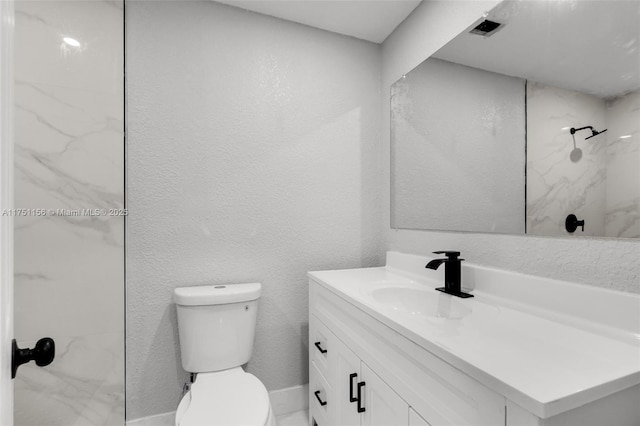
565,214,585,233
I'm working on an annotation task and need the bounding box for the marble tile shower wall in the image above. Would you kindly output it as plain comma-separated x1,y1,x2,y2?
527,81,640,238
605,90,640,238
13,1,124,425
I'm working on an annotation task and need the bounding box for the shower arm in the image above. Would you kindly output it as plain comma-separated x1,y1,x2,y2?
570,126,593,135
570,126,607,140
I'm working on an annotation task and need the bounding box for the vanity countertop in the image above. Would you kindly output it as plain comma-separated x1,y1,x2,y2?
308,252,640,419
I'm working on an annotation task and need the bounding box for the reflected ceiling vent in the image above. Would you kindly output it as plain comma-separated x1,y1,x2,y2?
469,19,504,37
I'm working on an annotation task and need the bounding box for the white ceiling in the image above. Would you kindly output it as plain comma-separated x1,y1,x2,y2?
433,0,640,99
213,0,422,43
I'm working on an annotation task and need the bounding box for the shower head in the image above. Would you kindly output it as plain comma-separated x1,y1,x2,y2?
585,128,607,140
570,126,607,140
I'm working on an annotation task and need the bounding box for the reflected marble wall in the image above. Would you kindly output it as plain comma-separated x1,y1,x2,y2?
13,1,124,425
605,90,640,238
527,82,640,238
527,82,607,236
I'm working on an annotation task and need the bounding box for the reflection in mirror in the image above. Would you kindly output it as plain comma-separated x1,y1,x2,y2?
391,59,525,234
527,82,639,238
391,0,640,238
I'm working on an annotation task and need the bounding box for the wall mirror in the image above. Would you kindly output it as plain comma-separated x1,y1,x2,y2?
391,0,640,238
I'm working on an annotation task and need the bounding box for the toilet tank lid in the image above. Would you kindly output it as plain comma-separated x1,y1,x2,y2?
174,283,262,306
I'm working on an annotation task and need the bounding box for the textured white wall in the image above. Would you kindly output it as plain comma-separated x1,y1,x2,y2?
381,0,639,294
126,1,381,420
392,58,525,233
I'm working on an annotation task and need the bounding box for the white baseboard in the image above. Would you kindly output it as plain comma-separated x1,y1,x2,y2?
126,411,175,426
270,383,309,416
126,383,309,425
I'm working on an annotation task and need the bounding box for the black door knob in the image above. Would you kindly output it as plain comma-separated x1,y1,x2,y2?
12,337,55,379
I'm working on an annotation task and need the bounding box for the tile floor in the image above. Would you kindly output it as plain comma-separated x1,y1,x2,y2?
276,410,308,426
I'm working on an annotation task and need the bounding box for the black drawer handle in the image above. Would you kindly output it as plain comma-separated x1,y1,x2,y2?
357,381,366,413
314,341,327,354
349,373,358,402
314,390,327,406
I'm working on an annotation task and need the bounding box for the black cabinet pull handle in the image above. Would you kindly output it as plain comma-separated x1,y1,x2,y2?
11,338,55,379
357,381,366,413
314,390,327,406
349,373,358,402
314,341,327,354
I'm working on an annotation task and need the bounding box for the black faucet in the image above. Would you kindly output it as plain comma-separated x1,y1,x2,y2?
425,251,473,298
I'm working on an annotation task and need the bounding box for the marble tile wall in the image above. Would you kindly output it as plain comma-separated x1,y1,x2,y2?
13,1,124,425
605,90,640,238
527,82,640,238
527,82,608,237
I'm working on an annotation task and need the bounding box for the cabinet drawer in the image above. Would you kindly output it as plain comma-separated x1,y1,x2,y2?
310,360,334,425
310,313,333,383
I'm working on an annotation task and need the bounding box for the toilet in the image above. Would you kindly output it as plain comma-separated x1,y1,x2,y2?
174,282,276,426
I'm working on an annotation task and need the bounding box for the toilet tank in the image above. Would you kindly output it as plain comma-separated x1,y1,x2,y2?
174,283,261,373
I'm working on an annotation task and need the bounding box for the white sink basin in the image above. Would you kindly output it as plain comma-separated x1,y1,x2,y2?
369,285,471,320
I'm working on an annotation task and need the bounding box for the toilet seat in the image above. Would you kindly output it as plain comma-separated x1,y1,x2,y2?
176,368,272,426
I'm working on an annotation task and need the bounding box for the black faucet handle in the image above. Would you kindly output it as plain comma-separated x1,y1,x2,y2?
433,251,461,260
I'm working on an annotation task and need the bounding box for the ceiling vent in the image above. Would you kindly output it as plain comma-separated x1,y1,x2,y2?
469,19,504,37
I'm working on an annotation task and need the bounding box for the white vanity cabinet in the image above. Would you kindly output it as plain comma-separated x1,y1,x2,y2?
309,279,505,426
309,253,640,426
360,363,409,426
310,312,408,426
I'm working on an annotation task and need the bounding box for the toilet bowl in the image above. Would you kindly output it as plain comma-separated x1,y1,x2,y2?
173,283,275,426
175,368,276,426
